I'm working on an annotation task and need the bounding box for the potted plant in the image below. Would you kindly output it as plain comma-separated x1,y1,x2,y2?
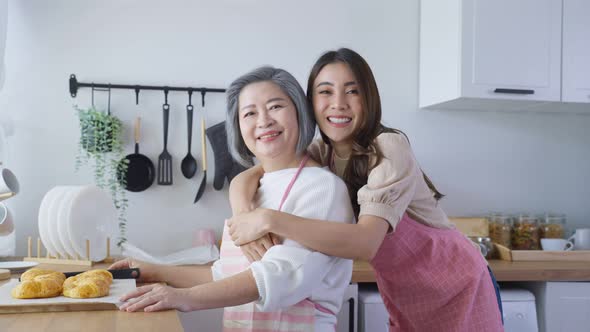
75,105,128,247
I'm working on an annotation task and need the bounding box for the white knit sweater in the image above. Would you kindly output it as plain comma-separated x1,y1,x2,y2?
212,166,354,329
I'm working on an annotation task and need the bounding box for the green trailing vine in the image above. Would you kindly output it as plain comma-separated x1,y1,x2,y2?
75,105,129,247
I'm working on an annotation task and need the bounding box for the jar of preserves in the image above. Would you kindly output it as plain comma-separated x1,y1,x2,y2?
540,213,566,239
489,214,513,248
512,214,540,250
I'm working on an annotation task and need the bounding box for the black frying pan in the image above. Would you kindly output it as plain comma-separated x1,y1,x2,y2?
118,117,155,192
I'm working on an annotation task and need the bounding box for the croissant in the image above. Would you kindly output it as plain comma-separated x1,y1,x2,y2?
11,268,66,299
63,269,113,299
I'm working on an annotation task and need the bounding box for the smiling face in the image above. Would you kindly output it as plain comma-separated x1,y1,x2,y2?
311,62,364,148
238,81,300,166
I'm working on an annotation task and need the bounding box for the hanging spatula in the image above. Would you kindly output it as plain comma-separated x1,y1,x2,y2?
157,102,173,185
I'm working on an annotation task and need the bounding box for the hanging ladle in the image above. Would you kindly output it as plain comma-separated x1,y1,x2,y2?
181,90,198,179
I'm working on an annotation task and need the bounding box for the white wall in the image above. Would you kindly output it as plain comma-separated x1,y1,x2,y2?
1,0,589,256
0,0,6,90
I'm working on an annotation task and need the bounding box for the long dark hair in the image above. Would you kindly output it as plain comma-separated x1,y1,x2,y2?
307,48,444,216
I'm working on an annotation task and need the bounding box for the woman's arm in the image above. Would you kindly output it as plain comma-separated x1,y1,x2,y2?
270,212,390,261
228,164,279,262
153,265,214,288
229,209,390,261
228,165,264,215
109,258,213,288
119,270,259,312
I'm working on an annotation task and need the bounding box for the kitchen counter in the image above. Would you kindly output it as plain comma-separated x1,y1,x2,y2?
3,258,590,331
0,261,183,332
352,259,590,282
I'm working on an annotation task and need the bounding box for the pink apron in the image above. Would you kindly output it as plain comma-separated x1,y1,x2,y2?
219,155,335,331
370,213,504,331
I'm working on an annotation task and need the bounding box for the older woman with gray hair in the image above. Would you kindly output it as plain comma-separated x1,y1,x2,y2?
113,66,354,331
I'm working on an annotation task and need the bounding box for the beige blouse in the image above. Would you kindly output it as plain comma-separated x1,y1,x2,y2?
308,133,454,231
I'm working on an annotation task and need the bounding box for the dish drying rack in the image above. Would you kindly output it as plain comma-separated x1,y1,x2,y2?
22,236,114,266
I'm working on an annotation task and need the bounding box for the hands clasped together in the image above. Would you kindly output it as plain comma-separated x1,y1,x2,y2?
227,208,282,262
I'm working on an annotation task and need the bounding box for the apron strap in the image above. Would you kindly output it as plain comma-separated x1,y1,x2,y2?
278,154,310,212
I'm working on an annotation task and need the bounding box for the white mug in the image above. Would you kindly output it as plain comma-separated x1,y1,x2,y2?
0,168,19,200
569,228,590,250
541,238,574,251
0,203,14,236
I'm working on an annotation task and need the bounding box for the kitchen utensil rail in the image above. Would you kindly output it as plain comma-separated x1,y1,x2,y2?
69,74,226,102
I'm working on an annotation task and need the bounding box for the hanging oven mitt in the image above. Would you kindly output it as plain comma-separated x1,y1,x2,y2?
206,121,247,190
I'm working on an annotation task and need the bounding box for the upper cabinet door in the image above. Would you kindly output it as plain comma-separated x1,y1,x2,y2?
461,0,562,102
562,0,590,103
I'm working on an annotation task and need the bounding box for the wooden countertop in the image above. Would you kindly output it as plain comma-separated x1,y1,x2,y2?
352,259,590,282
3,258,590,331
0,261,183,332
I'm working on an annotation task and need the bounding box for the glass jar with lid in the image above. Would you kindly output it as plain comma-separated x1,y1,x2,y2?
489,214,513,248
512,214,540,250
540,213,566,239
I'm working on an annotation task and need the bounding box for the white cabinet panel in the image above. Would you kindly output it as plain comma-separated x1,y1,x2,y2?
419,0,589,112
528,281,590,332
562,0,590,103
461,0,562,102
179,308,223,332
549,283,590,332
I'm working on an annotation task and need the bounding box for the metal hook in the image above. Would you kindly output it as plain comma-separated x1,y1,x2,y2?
164,88,169,105
188,89,193,106
201,90,206,107
134,86,140,105
91,83,95,107
107,84,112,115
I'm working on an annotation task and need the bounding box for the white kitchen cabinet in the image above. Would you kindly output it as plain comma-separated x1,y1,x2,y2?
179,308,224,332
562,0,590,103
419,0,589,112
461,0,562,102
527,282,590,332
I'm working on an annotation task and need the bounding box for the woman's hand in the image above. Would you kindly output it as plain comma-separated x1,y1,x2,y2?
238,234,282,262
227,208,274,245
108,258,160,283
119,284,194,312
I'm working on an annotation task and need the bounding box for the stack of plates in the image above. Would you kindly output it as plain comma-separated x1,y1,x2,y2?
0,261,39,273
38,185,117,262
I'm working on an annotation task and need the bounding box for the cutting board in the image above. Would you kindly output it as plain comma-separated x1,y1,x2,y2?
0,279,136,314
0,269,9,281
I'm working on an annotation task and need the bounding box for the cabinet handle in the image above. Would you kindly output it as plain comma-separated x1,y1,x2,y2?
493,88,534,95
348,298,355,332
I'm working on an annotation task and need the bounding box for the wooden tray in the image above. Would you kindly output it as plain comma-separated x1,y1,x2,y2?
0,279,135,314
495,243,590,262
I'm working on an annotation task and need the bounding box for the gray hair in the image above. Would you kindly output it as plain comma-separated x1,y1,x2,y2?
226,66,316,167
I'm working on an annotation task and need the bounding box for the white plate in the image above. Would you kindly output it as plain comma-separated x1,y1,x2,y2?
67,186,117,261
0,261,38,271
46,186,73,258
38,187,64,258
56,187,83,258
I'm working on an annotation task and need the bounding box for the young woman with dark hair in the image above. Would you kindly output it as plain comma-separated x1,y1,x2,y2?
228,48,504,331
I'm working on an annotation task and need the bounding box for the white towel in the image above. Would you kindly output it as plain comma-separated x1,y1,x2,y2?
121,242,219,265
